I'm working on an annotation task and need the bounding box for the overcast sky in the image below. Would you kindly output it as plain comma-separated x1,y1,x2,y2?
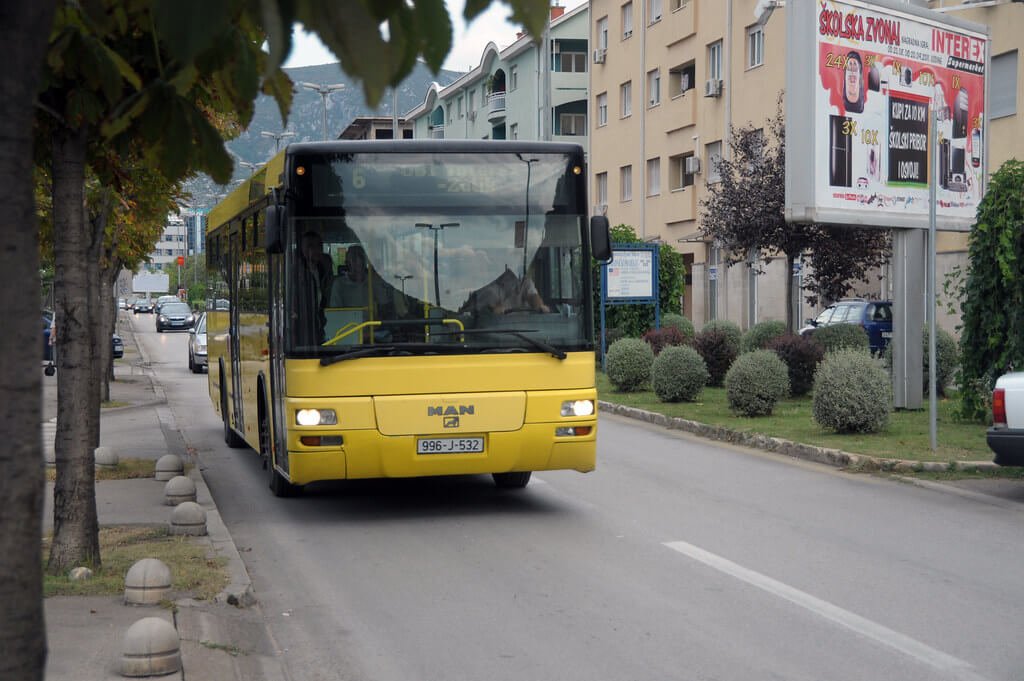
284,0,586,73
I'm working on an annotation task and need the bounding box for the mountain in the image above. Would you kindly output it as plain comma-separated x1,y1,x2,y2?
186,61,463,211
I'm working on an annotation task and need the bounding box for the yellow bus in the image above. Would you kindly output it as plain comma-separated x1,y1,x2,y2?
206,140,610,496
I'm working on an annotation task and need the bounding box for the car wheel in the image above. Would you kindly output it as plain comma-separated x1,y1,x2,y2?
188,351,195,373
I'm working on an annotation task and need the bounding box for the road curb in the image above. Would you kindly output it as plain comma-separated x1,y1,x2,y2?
126,313,256,608
598,401,1000,473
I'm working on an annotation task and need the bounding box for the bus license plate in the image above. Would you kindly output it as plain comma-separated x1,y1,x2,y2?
417,437,485,454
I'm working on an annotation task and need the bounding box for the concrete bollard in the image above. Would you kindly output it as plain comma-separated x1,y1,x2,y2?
124,558,172,605
120,616,181,677
169,501,207,536
95,446,119,470
163,475,196,506
153,454,184,481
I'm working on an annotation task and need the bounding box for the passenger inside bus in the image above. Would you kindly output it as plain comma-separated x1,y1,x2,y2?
296,230,334,344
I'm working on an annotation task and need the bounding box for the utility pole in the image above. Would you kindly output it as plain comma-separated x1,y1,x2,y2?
300,82,346,140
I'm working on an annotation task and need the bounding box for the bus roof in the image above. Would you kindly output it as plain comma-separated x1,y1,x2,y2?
208,148,287,233
284,139,585,157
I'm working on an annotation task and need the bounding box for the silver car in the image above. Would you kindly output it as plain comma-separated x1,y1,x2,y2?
188,313,207,373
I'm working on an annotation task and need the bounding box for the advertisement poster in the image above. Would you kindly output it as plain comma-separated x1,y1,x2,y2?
815,0,987,223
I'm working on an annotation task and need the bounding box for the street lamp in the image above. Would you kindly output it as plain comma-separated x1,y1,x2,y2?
394,274,413,294
300,81,346,140
260,130,296,153
415,222,459,307
239,161,260,176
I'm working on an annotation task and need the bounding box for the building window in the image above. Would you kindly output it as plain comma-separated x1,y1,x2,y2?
510,123,518,139
559,113,586,136
621,81,632,117
510,65,518,91
468,90,476,112
596,172,608,206
647,68,661,107
457,96,463,118
648,0,662,24
597,16,608,50
622,2,633,38
708,40,723,82
597,92,608,126
669,62,696,98
992,50,1018,119
620,165,633,202
670,0,686,10
647,158,661,196
559,52,587,72
669,153,696,190
706,141,723,183
747,25,764,69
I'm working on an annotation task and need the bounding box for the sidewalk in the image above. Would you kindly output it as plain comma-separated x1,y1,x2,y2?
42,311,275,680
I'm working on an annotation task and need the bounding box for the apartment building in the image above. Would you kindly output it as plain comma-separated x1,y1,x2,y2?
405,3,590,143
589,0,1022,332
148,214,188,271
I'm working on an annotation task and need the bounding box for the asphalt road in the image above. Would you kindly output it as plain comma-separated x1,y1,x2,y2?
133,314,1024,681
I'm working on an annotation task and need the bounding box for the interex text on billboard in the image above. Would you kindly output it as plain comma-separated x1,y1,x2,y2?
786,0,988,231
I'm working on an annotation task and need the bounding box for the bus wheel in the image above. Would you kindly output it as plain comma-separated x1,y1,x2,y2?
492,471,531,489
260,404,300,498
221,380,246,449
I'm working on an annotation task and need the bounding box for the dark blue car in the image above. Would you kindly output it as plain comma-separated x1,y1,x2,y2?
800,299,893,355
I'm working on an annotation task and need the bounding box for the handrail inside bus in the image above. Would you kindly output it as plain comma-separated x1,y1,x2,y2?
323,321,382,346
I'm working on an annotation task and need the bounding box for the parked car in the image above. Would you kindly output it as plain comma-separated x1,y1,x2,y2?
799,299,893,354
188,312,207,373
132,299,153,314
117,297,128,310
112,333,124,359
42,310,124,366
153,295,179,316
987,371,1024,466
155,301,195,332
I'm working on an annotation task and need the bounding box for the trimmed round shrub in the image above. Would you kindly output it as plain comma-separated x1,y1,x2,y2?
701,320,742,354
605,337,654,392
693,327,740,387
661,313,695,343
652,345,709,402
724,350,790,416
811,323,870,354
924,326,959,397
879,325,959,397
812,349,892,433
741,319,788,353
768,334,825,397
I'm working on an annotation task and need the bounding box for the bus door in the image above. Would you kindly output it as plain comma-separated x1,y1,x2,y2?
268,251,289,472
229,225,244,436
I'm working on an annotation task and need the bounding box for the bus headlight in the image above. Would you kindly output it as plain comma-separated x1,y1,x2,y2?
296,408,337,426
560,400,594,417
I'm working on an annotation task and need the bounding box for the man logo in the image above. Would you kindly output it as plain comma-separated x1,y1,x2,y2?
427,405,475,416
443,416,459,428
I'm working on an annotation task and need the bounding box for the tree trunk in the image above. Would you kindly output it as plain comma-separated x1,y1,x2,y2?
48,125,102,573
91,192,115,404
0,3,60,678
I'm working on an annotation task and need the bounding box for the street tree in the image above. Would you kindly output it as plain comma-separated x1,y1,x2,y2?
4,2,550,678
956,159,1024,421
699,95,889,330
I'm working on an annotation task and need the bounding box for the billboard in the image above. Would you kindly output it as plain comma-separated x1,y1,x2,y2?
132,272,169,294
786,0,989,231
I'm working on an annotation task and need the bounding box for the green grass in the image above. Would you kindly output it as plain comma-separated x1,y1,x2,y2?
43,526,228,600
45,458,165,482
597,373,991,463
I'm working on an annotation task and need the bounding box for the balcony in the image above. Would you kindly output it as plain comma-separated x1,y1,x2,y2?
487,92,506,123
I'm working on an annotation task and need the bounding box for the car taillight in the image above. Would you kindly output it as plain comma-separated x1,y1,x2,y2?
992,388,1007,427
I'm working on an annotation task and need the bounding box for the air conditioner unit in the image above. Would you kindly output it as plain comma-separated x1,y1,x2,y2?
685,156,702,175
703,78,722,97
593,48,606,64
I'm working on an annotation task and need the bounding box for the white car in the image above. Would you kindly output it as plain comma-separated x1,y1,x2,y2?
188,313,207,373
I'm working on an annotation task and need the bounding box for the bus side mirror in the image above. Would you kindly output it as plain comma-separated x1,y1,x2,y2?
265,204,284,254
590,215,611,263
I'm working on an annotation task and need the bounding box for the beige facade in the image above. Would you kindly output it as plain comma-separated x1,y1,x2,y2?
589,0,1022,332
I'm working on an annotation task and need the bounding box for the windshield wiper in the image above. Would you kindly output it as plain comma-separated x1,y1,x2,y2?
446,328,567,360
318,343,454,366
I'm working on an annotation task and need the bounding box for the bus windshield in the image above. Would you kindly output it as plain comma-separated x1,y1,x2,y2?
286,151,591,358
